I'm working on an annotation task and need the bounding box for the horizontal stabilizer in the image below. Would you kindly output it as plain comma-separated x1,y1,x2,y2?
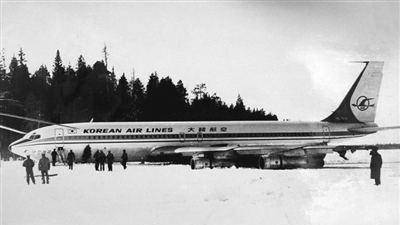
348,125,400,134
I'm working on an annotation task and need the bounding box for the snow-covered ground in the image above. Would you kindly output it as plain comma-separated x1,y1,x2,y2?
1,150,399,225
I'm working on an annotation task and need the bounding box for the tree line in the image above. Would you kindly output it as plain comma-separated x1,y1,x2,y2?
0,48,278,158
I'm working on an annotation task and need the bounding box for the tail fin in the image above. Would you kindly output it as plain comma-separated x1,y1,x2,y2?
323,61,384,123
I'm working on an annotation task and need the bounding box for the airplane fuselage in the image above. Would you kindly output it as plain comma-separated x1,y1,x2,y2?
10,120,369,161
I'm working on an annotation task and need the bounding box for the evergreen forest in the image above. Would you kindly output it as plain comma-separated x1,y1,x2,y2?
0,48,278,158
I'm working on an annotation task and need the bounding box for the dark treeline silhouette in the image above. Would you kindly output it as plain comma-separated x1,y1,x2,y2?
0,48,278,158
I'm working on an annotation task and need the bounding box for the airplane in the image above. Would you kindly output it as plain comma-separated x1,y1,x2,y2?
3,61,400,169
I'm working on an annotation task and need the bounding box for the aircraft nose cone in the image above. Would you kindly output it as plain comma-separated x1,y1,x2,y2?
9,139,25,157
9,143,17,155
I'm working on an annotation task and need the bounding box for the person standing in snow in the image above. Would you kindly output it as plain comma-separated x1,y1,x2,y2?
51,149,58,166
94,150,100,171
23,155,35,185
67,150,75,170
82,145,92,163
370,147,382,185
99,150,106,171
121,150,128,170
106,151,114,171
57,147,66,164
38,153,51,184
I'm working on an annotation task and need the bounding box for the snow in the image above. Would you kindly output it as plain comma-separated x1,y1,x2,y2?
1,150,399,225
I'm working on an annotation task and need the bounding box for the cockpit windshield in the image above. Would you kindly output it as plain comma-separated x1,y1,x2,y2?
29,134,41,140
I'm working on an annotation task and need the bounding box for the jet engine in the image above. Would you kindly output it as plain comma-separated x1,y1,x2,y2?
190,157,236,169
258,154,325,169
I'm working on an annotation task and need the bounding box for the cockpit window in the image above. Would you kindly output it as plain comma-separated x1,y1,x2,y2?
29,134,41,140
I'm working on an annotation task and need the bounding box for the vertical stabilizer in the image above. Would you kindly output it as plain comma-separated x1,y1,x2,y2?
323,61,384,123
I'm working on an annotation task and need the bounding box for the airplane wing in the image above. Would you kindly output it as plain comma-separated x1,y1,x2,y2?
0,125,27,135
170,142,329,157
0,112,78,129
149,142,388,169
168,142,382,158
175,145,238,153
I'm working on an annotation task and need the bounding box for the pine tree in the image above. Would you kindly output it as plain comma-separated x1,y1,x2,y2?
9,50,30,101
0,49,9,92
52,50,65,85
158,76,179,120
31,65,50,100
146,72,159,97
234,94,246,119
143,72,160,120
64,64,77,102
102,44,109,69
192,83,206,99
30,65,51,119
175,80,189,119
50,50,66,122
112,74,131,121
89,61,117,121
130,78,145,120
17,48,27,65
76,55,88,80
110,67,117,90
116,74,130,102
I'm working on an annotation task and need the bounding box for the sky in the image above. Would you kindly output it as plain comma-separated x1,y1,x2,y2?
1,1,399,142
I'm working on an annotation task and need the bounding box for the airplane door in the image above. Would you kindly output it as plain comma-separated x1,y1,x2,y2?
54,128,64,148
322,126,330,143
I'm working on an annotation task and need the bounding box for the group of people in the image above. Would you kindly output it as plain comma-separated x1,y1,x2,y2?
93,148,128,171
51,148,75,170
23,153,51,185
23,147,383,186
93,149,111,171
22,146,130,185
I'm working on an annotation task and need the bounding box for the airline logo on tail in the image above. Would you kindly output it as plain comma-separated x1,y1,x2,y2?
352,96,375,111
323,61,383,123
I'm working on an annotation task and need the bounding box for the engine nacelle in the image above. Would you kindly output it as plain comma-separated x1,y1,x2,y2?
258,154,325,169
190,158,211,169
190,157,236,169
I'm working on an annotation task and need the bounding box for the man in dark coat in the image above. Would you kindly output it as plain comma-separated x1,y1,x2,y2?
99,150,106,171
370,148,382,185
51,149,58,166
82,145,92,163
121,149,128,170
38,153,51,184
93,150,100,171
106,151,114,171
23,155,35,185
67,150,76,170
